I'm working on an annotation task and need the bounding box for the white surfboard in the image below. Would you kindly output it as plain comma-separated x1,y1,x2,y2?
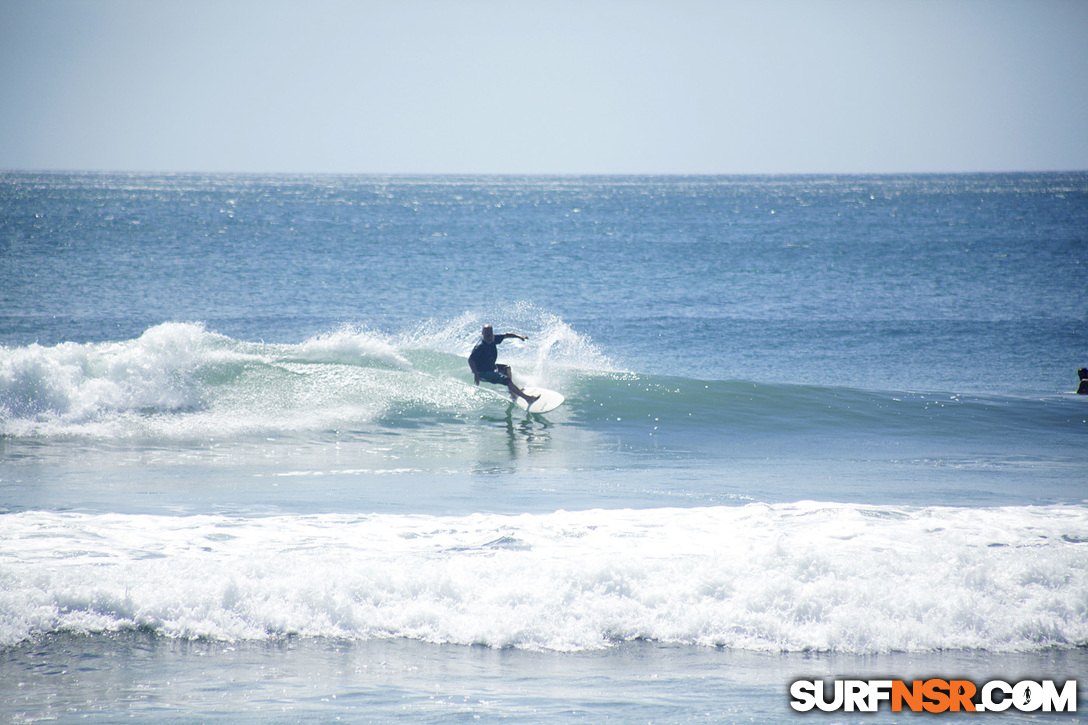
514,387,565,414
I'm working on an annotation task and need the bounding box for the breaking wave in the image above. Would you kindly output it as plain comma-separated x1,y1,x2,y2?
2,503,1086,653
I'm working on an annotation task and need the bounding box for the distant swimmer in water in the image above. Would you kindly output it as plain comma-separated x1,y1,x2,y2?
468,324,540,405
1078,368,1088,395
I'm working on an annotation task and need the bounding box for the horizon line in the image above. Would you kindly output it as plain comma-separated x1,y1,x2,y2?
4,167,1088,178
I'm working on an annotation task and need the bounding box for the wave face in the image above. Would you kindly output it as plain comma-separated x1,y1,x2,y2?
2,504,1085,653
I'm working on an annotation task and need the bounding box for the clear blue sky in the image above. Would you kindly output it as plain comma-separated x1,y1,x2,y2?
2,0,1086,174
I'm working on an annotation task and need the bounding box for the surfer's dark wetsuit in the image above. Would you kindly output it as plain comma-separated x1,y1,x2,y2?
467,325,538,405
469,334,518,385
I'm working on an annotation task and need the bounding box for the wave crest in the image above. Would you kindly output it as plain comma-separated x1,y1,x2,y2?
0,323,229,427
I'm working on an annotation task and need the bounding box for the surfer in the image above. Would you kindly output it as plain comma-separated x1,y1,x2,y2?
1077,367,1088,395
469,324,539,405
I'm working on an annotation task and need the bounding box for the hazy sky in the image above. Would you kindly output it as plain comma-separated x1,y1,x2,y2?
2,0,1086,174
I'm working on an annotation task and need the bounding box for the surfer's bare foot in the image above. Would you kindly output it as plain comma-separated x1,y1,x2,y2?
525,394,540,405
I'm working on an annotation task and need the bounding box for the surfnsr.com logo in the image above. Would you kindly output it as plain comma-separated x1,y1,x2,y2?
789,678,1078,713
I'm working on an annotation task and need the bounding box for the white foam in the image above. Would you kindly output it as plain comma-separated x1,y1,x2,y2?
2,503,1085,652
0,323,239,434
0,323,473,440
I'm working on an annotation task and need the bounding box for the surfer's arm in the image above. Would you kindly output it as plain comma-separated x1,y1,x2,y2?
468,358,480,385
495,333,528,342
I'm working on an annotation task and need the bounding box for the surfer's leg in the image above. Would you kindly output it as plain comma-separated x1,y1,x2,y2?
509,381,538,404
513,384,540,405
499,365,538,404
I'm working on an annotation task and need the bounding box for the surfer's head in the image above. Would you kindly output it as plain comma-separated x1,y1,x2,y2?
482,324,494,342
1080,367,1088,381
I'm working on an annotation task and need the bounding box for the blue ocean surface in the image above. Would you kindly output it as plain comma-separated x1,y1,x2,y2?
1,172,1086,722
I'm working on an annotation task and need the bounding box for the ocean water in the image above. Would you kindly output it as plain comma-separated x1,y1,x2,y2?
1,172,1086,722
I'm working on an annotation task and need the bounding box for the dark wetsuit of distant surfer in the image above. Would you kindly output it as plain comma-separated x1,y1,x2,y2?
1078,368,1088,395
469,324,539,405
